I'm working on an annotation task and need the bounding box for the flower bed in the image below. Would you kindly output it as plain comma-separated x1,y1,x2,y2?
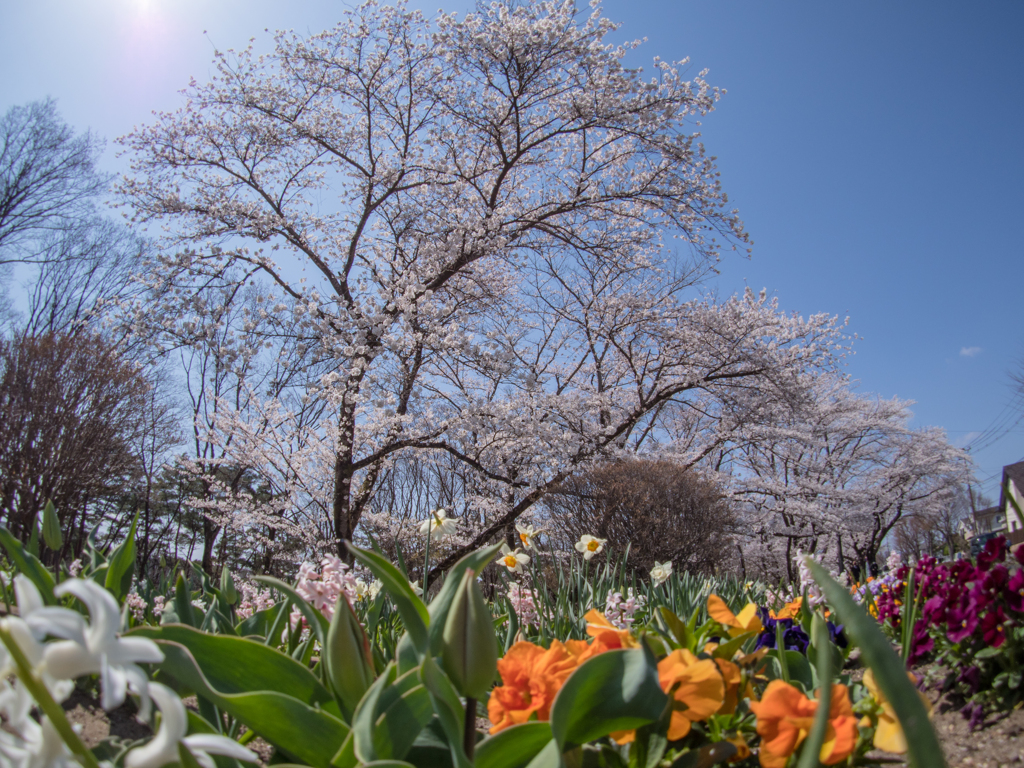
0,517,949,768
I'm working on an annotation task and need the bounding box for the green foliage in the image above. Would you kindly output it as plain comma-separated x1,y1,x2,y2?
806,559,947,768
0,524,55,604
549,647,666,749
41,499,62,552
104,512,138,602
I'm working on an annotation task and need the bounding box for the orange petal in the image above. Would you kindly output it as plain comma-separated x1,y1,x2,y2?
707,594,739,627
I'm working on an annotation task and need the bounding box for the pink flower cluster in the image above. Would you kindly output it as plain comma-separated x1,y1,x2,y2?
506,583,541,626
604,589,645,630
294,555,360,621
124,591,148,622
236,580,277,620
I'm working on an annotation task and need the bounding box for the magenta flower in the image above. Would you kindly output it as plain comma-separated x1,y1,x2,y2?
1006,569,1024,613
978,606,1008,648
977,536,1007,571
946,606,979,643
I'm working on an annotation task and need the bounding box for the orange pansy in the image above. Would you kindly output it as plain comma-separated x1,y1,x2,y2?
584,609,640,649
487,640,579,734
707,595,763,637
749,680,858,768
714,657,750,715
770,597,803,621
615,648,725,744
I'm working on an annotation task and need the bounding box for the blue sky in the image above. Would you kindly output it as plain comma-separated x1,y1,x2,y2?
3,0,1023,499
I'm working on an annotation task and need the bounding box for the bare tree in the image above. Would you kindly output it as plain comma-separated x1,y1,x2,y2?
543,459,737,575
23,217,146,337
0,331,155,552
0,99,108,261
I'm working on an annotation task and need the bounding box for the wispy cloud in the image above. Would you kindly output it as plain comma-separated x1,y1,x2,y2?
960,346,982,358
954,431,981,448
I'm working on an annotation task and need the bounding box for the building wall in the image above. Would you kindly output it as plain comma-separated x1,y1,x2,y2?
1007,479,1024,533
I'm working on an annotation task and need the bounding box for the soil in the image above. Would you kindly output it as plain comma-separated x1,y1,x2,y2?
61,686,1024,767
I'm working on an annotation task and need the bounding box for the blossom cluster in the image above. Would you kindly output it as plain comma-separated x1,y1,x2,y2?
235,579,277,620
603,589,645,630
294,555,362,621
506,583,542,627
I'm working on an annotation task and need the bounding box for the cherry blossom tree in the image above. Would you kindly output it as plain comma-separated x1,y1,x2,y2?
721,373,971,581
118,1,848,561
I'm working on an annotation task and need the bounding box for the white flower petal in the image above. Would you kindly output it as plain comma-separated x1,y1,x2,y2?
183,734,259,763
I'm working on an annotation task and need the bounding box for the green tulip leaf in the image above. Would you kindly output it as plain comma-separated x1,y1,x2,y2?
352,664,433,763
105,513,138,601
476,723,554,768
131,624,339,715
420,655,471,768
348,544,430,655
0,525,55,604
523,739,563,768
149,639,348,768
169,572,197,628
550,647,667,750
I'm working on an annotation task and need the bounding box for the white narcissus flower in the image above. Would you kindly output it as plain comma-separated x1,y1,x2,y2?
419,508,458,539
41,579,164,716
126,682,257,768
410,580,424,596
575,535,608,561
515,523,541,550
498,543,530,574
650,561,673,586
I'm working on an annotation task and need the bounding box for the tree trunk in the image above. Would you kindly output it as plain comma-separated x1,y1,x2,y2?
202,516,220,574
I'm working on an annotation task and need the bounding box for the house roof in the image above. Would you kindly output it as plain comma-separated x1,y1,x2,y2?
976,505,1001,519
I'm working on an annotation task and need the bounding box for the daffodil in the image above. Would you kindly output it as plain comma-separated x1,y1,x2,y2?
574,534,607,561
40,579,164,715
126,682,257,768
499,543,530,574
650,560,673,586
410,580,424,596
515,522,542,549
419,508,459,538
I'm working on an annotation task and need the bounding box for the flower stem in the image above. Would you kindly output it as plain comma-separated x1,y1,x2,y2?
463,696,477,760
0,622,102,768
422,515,433,596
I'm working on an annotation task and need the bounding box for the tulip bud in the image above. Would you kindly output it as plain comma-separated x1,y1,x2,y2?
41,500,62,552
441,569,498,700
220,566,238,606
325,593,375,717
